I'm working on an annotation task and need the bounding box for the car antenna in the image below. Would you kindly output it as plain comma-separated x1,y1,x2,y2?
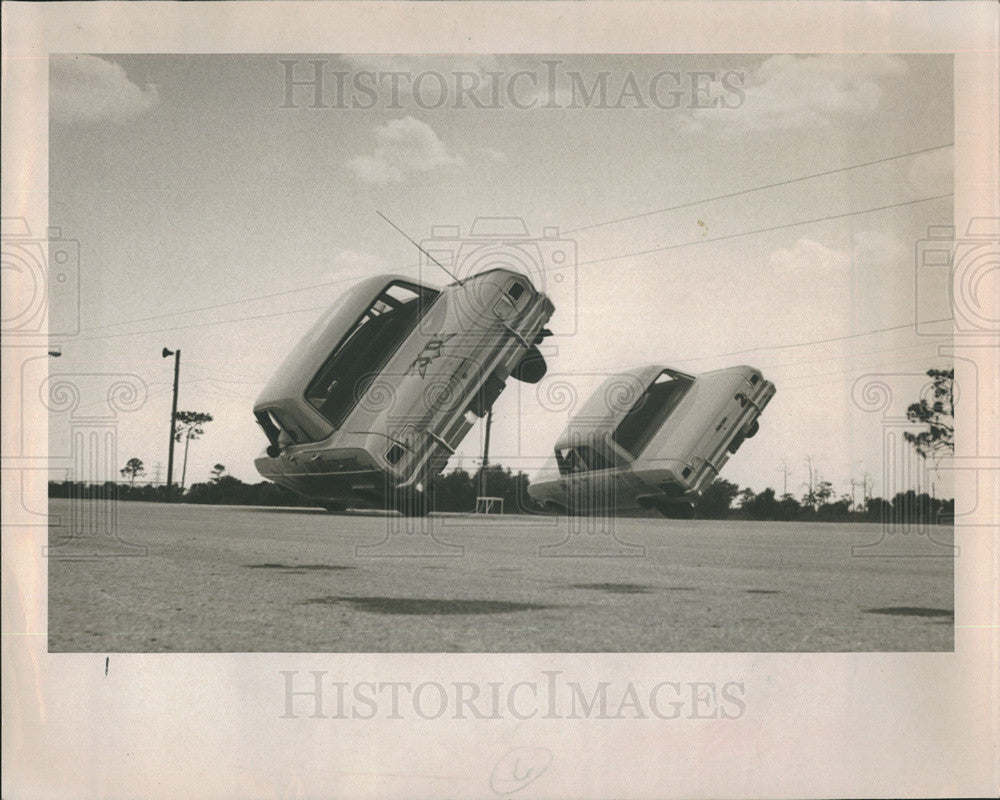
377,211,465,286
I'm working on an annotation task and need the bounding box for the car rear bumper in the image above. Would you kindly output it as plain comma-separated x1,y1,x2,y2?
254,449,387,503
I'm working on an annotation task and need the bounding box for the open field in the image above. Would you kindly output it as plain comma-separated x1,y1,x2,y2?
48,500,954,652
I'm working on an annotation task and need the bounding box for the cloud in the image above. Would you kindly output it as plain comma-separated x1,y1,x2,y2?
344,116,465,186
678,54,909,137
477,146,510,165
344,155,405,186
50,55,159,124
318,250,389,283
338,54,500,77
767,238,852,322
770,237,849,274
907,147,953,196
529,85,576,108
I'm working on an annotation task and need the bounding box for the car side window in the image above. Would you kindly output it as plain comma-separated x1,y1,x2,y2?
612,371,693,457
305,282,439,427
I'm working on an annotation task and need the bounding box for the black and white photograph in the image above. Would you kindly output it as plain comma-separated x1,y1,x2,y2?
42,50,960,653
3,2,998,799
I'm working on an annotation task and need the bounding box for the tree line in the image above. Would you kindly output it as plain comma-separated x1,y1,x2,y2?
48,468,953,524
691,479,953,524
52,367,956,523
48,464,539,514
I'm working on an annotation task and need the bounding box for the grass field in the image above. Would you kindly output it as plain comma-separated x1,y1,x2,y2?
47,499,954,652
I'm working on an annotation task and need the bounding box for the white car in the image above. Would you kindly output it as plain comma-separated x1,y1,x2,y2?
528,365,775,517
254,269,554,514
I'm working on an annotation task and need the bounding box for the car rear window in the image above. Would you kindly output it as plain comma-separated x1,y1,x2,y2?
612,371,693,458
305,281,439,428
555,444,615,476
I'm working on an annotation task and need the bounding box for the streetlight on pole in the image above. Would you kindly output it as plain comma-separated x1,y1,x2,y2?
162,347,181,500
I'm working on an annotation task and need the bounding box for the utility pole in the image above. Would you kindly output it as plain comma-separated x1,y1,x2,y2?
777,461,790,496
804,455,814,504
850,460,863,512
851,473,868,511
480,407,492,498
162,348,181,500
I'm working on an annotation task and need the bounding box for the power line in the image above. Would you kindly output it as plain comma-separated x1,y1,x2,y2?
70,303,332,344
766,352,952,391
643,330,947,369
765,339,945,374
67,194,952,345
570,193,953,270
668,317,953,364
160,318,950,397
69,143,952,337
560,142,953,237
73,275,372,336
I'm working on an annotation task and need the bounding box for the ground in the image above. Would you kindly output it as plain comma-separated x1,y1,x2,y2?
47,500,954,652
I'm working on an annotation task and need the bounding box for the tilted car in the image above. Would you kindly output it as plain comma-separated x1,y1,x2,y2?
527,365,775,517
253,269,554,515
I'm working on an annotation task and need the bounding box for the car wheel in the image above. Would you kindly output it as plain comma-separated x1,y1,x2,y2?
392,487,431,517
511,345,547,384
654,500,695,519
745,419,760,438
321,502,346,514
543,500,568,516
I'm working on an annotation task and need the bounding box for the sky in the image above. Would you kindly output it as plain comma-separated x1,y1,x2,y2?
47,52,956,499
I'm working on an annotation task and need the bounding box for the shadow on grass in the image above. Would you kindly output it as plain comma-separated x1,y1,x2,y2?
297,596,554,615
245,507,329,515
864,606,953,618
245,563,355,572
247,507,393,517
570,583,656,594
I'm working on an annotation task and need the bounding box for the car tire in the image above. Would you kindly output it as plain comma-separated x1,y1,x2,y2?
654,500,695,519
392,487,431,517
543,500,568,516
511,345,547,384
321,502,347,514
745,419,760,438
